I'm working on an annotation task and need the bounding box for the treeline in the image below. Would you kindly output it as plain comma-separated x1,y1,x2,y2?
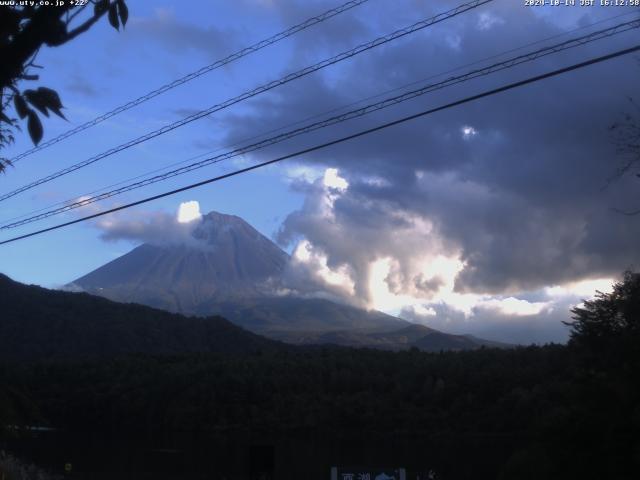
1,341,638,477
2,345,573,433
1,273,639,478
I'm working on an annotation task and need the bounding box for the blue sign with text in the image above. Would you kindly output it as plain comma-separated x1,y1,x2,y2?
330,467,406,480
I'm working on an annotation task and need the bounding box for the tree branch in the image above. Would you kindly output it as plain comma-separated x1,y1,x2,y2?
56,2,115,44
66,3,89,25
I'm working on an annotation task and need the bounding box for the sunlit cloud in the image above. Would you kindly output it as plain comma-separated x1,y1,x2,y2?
285,164,325,184
545,278,615,299
478,297,550,316
323,168,349,191
292,239,355,295
177,201,202,224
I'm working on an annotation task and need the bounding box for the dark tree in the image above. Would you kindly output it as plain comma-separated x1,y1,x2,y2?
567,270,640,350
0,0,129,173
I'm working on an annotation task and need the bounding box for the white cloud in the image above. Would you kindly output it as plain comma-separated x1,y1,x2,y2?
94,201,204,246
477,12,505,31
478,297,550,317
177,201,202,224
323,168,349,191
285,164,325,184
291,239,355,296
545,277,614,298
461,125,478,140
411,304,437,317
445,33,462,51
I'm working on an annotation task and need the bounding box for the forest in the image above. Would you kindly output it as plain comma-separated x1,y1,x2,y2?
0,272,639,479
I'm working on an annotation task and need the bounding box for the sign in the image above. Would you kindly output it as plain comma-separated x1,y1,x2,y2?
330,467,406,480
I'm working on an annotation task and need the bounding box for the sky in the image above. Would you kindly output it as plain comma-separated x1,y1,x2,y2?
1,0,639,343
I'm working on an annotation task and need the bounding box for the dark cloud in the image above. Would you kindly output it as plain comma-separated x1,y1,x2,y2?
66,73,101,98
128,8,237,60
221,0,640,296
235,0,371,56
414,274,445,294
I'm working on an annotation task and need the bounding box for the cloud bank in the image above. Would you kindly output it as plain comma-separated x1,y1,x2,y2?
207,0,640,341
95,201,203,246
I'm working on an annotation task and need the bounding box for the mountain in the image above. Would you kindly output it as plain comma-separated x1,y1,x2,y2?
71,210,502,351
73,211,408,335
0,273,278,362
74,211,289,311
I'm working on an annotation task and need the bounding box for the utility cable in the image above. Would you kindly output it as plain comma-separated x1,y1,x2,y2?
1,43,637,246
2,18,637,230
9,0,373,163
0,0,493,203
3,8,635,227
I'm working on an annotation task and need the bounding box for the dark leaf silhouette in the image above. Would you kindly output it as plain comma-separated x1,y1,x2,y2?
37,87,63,109
36,87,66,119
24,89,50,117
108,4,120,30
13,95,29,119
27,111,43,145
117,0,129,27
1,1,127,166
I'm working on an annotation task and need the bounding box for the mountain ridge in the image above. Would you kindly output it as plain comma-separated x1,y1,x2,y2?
0,273,279,362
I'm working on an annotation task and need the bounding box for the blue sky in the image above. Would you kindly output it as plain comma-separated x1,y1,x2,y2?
0,0,320,284
1,0,639,343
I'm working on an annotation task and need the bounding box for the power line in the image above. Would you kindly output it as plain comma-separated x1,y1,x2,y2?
3,18,638,230
0,0,493,203
9,0,372,164
1,44,637,247
3,9,636,228
4,18,637,228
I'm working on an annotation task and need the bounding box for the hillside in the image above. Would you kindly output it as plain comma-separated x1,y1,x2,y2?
196,295,409,334
270,324,483,351
0,273,278,362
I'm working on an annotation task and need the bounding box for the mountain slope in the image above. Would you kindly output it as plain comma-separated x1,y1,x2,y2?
194,295,409,334
74,211,289,311
271,324,494,352
0,274,278,362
